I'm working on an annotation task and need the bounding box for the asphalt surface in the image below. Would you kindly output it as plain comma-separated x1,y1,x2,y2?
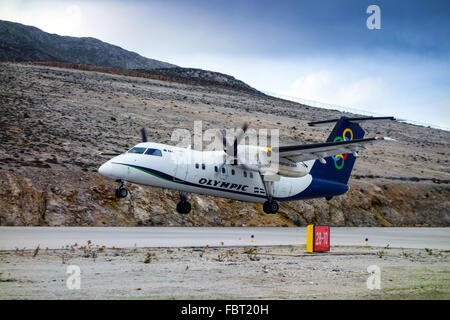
0,227,449,250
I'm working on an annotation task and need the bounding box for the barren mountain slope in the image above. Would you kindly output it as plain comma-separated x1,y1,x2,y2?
0,20,176,69
0,63,449,226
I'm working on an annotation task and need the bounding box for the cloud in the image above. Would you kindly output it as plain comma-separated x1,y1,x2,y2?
336,77,386,107
0,1,86,37
279,70,386,108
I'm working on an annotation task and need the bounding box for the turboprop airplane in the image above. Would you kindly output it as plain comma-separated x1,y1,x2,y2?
98,116,395,214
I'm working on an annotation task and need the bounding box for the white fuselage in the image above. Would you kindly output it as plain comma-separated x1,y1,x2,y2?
98,142,316,203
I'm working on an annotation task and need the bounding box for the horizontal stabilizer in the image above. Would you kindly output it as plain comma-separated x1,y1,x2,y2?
308,116,395,127
274,136,391,163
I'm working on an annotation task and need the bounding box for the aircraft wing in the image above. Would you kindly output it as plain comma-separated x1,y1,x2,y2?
272,137,393,163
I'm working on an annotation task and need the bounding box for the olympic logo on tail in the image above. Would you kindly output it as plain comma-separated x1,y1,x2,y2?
332,128,353,170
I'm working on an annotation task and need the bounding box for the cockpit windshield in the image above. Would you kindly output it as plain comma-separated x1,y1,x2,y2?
145,148,162,156
128,147,147,154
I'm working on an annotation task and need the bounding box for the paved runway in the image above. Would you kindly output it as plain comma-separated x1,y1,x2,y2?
0,227,449,250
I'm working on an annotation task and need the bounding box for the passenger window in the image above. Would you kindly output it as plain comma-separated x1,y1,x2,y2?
195,163,199,169
128,147,147,154
214,166,218,173
221,167,226,174
249,172,254,179
202,164,205,170
243,171,247,178
231,169,235,175
145,148,162,156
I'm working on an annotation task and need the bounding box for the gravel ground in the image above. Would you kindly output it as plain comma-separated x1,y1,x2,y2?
0,244,449,300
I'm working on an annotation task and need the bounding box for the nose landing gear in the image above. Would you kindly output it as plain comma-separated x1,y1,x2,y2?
260,177,279,214
115,180,128,198
176,191,191,214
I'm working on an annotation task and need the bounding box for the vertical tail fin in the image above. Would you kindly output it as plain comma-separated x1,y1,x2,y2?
309,116,365,185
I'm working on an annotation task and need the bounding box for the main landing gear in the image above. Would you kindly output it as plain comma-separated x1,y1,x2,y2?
176,191,191,214
261,179,279,214
115,179,128,198
263,200,279,214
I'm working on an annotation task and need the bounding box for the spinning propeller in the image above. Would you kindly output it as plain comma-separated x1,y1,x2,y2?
216,123,249,165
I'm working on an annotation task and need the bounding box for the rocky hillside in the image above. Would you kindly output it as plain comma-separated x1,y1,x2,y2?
136,67,261,94
0,20,175,69
0,63,449,227
25,61,261,94
0,20,260,93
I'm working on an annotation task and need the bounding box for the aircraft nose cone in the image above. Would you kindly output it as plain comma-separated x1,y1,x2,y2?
98,161,112,177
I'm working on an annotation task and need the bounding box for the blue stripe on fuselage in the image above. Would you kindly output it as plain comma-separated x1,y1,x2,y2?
114,163,349,202
114,162,267,199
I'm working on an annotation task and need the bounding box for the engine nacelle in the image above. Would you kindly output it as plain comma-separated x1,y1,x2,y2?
237,145,309,178
277,161,309,177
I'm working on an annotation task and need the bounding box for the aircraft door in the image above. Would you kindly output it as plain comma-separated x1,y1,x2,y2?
274,179,292,198
173,150,187,182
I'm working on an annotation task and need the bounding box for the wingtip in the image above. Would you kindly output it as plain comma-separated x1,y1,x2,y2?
376,136,396,141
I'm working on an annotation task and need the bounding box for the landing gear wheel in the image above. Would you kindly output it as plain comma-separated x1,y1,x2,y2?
263,200,279,214
115,187,128,198
115,179,128,198
176,201,191,214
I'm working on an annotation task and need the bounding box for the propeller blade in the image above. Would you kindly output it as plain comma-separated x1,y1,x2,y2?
215,129,231,152
215,123,249,165
232,123,249,164
141,127,148,142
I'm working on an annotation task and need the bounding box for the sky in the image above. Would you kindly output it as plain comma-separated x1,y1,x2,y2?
1,0,449,129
